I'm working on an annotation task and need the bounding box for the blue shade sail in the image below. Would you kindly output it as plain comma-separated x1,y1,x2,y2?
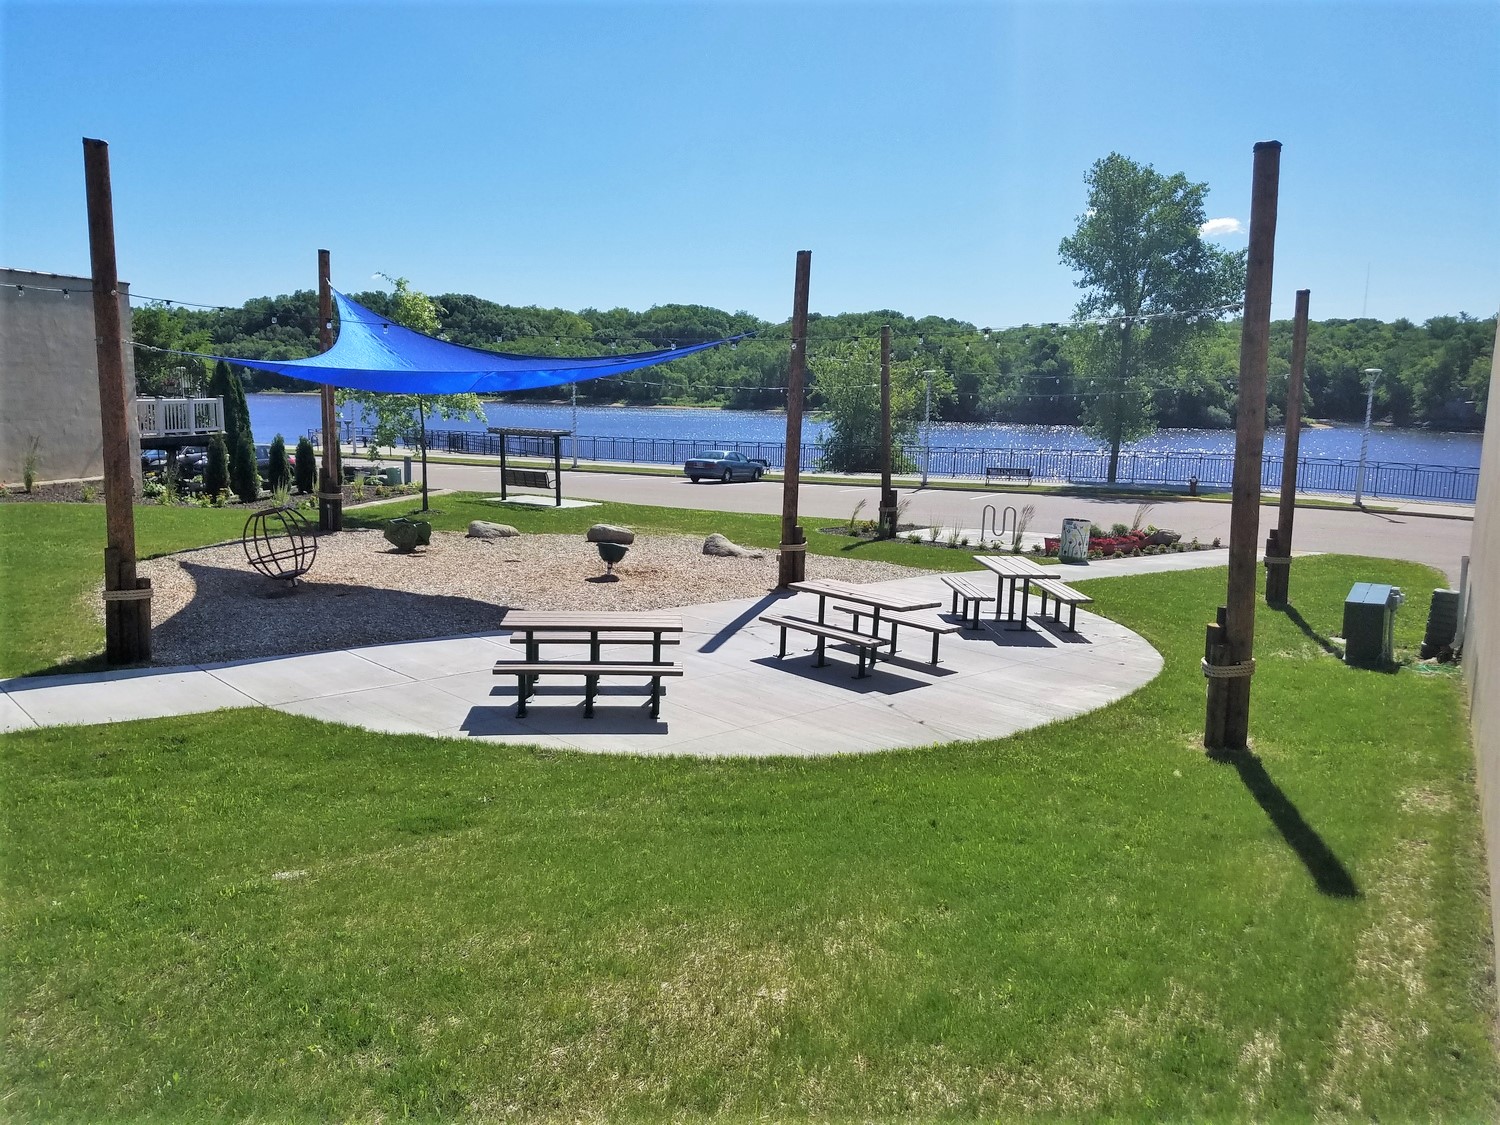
200,291,744,394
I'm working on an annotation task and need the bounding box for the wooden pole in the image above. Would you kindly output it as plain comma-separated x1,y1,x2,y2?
1265,288,1309,605
317,249,344,531
1206,140,1280,752
879,324,896,538
84,138,151,664
778,250,812,587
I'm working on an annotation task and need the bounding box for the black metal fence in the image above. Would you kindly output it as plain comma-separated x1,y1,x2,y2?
315,426,1480,504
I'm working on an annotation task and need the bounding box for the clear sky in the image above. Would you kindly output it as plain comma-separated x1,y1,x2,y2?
2,0,1496,328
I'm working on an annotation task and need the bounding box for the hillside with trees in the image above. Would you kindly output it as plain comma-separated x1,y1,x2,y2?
130,290,1492,432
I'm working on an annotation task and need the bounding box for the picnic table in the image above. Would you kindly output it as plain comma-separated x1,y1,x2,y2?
971,554,1052,630
495,610,683,717
758,578,944,675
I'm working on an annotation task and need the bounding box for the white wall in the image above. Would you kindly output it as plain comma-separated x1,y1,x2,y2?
0,267,140,487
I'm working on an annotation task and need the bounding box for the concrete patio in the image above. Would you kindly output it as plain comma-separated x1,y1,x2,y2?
1,570,1164,756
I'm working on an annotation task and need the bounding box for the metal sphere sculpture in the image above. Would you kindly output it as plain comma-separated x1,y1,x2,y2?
242,504,318,585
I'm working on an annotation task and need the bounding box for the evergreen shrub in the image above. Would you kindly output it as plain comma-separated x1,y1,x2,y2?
294,437,316,494
267,435,292,495
203,434,229,499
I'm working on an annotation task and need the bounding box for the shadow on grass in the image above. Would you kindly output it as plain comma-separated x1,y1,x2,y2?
1209,746,1361,898
699,591,784,654
1280,603,1341,657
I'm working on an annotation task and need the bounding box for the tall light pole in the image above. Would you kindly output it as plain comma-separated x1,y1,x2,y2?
921,369,934,487
1354,367,1381,508
570,382,579,468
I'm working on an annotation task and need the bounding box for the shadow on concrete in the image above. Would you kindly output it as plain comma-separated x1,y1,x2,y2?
752,653,928,694
699,591,785,654
1209,746,1360,898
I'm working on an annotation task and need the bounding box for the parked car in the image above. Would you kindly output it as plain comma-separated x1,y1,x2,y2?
684,450,767,483
255,444,297,480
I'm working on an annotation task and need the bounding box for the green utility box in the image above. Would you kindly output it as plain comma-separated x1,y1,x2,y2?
1343,583,1403,668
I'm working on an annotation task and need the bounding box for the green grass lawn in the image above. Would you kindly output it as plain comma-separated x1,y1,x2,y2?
2,502,1495,1121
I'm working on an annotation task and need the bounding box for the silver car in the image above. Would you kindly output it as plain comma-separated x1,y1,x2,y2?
684,450,766,483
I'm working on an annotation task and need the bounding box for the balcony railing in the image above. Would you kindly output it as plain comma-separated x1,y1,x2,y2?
136,397,224,439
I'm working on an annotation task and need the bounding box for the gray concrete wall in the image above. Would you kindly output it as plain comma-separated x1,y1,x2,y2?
0,267,139,486
1466,315,1500,960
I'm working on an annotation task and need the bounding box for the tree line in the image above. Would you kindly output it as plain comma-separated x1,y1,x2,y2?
129,290,1492,432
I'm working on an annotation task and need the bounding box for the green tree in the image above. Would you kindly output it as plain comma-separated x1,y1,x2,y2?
809,339,933,472
231,433,260,504
203,434,229,500
267,434,292,495
294,436,316,495
1059,153,1246,480
208,360,256,494
336,275,485,512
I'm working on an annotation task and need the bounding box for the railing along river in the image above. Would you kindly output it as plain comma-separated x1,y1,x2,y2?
313,426,1481,504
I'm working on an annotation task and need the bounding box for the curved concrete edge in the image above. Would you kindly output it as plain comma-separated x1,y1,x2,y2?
2,570,1163,758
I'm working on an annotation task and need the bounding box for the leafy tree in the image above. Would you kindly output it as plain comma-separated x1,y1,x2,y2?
336,275,485,512
203,434,229,500
1059,153,1246,480
809,339,933,472
267,434,292,495
230,432,260,504
294,436,316,495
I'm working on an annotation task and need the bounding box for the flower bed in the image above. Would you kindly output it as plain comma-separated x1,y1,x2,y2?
1040,529,1219,560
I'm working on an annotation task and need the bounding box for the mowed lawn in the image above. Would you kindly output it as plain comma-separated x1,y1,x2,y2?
1,501,1496,1121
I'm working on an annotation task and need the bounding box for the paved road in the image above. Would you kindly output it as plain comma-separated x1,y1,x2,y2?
425,463,1474,585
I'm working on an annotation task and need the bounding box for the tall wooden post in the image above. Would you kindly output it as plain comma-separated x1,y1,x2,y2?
778,250,812,587
1206,140,1280,752
1265,288,1309,605
317,249,344,531
879,324,897,538
84,138,151,663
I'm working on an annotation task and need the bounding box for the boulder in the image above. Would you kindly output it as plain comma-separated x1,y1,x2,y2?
1146,529,1181,546
384,517,432,552
467,520,519,539
586,524,635,545
703,533,765,559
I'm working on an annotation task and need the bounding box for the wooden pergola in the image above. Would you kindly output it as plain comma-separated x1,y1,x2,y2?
487,426,570,507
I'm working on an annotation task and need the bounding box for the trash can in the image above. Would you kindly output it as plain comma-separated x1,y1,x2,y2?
1059,518,1091,565
381,467,402,487
1343,583,1404,668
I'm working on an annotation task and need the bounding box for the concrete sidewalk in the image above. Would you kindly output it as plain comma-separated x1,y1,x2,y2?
0,571,1163,757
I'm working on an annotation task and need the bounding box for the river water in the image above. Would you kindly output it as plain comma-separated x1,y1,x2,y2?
247,394,1484,468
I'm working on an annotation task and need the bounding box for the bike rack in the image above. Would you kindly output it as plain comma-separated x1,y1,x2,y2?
980,504,1019,548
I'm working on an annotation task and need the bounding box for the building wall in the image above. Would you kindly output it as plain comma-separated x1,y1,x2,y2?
1466,315,1500,959
0,267,140,486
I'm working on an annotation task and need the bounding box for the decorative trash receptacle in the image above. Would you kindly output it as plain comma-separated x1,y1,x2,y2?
1059,518,1091,565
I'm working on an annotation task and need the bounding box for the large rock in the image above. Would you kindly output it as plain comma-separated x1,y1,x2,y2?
1146,529,1182,546
384,517,432,553
467,520,519,539
586,524,635,545
703,533,765,559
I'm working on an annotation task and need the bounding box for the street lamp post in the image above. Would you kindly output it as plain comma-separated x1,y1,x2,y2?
570,382,579,468
1354,367,1381,507
921,369,934,487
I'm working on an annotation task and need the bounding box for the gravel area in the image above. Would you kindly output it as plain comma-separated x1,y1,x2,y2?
121,529,934,667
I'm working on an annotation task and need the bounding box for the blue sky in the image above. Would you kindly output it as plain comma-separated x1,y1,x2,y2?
3,1,1496,327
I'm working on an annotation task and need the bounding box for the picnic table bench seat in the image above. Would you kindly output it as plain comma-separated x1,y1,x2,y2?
507,633,682,647
941,574,997,629
493,659,683,718
832,604,961,665
758,613,892,678
1026,577,1093,631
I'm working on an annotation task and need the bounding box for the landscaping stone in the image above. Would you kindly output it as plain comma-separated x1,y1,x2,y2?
384,517,432,552
586,524,635,545
467,520,519,539
702,533,765,559
1147,529,1182,546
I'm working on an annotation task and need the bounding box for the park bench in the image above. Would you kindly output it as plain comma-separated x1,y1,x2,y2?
495,661,683,719
941,574,997,629
832,604,960,665
1026,577,1093,632
503,467,554,490
985,465,1033,486
758,613,892,678
495,610,682,718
